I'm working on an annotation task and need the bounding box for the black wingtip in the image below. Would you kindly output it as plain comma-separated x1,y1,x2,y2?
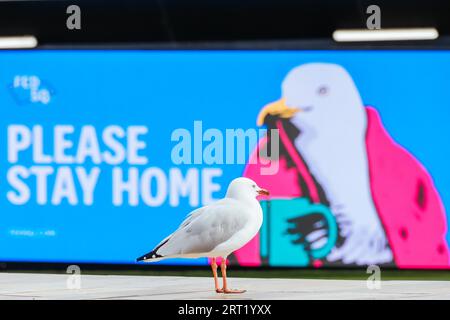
136,255,146,262
136,251,163,262
137,238,170,262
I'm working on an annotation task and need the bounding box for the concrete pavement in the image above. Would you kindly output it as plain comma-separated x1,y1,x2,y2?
0,272,448,300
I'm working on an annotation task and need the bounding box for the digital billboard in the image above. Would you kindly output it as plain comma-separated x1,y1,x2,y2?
1,50,449,268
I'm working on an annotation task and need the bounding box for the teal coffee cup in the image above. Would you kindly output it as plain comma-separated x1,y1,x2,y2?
259,198,338,267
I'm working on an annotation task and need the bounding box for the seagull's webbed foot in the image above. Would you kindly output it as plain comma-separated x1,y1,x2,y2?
222,288,246,294
215,288,246,294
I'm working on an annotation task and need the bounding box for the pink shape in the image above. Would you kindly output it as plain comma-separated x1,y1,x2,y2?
366,107,449,268
312,260,323,268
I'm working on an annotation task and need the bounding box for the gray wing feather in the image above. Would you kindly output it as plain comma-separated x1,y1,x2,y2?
156,200,249,257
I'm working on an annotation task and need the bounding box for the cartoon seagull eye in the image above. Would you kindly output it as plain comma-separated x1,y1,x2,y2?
317,86,329,96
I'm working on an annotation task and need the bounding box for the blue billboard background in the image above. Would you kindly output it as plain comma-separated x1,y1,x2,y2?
1,50,449,266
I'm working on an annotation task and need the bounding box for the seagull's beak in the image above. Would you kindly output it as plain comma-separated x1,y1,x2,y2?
256,98,301,126
257,188,270,196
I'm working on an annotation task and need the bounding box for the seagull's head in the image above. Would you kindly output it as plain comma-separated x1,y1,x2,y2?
226,177,269,201
257,63,365,131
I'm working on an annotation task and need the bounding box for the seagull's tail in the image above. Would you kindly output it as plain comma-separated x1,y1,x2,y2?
136,237,170,263
136,250,164,262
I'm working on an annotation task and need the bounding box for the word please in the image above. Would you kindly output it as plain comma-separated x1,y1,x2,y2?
8,125,148,165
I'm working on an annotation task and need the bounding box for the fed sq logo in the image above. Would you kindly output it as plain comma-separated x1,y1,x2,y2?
8,75,54,106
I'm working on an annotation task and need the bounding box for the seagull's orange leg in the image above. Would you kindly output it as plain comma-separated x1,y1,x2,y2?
211,258,222,293
220,258,246,294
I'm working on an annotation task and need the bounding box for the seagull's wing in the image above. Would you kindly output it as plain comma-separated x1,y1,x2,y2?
152,199,250,259
149,206,205,251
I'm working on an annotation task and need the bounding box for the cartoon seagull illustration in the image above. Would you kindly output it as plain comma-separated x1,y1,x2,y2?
237,63,449,268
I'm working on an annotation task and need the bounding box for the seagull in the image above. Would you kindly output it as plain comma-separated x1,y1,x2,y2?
136,177,269,294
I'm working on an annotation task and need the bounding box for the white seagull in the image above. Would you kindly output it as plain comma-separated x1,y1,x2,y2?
136,177,269,294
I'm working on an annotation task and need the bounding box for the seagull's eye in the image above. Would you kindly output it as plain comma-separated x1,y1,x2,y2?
252,184,256,188
317,86,329,96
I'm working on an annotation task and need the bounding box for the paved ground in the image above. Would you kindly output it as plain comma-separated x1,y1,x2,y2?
0,272,448,300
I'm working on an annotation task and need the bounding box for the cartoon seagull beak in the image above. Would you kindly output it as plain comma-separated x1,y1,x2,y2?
256,98,301,126
257,188,270,196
